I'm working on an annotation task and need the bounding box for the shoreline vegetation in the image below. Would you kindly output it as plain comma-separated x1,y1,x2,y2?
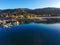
0,7,60,28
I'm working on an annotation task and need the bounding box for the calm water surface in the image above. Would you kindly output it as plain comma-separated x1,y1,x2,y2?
0,23,60,45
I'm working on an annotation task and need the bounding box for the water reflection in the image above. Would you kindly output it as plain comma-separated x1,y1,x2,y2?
0,19,60,28
0,23,60,45
0,18,60,45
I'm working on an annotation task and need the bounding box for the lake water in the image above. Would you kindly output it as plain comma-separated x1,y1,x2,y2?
0,23,60,45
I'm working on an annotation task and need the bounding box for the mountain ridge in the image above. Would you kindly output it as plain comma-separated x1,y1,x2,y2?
0,7,60,15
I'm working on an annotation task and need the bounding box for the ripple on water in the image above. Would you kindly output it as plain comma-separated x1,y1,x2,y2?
0,23,60,45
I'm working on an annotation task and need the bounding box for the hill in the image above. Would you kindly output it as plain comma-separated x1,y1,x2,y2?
0,7,60,16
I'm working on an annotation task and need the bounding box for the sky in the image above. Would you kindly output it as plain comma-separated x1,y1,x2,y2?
0,0,60,9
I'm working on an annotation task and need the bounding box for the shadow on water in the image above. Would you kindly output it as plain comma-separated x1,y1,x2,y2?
0,23,60,45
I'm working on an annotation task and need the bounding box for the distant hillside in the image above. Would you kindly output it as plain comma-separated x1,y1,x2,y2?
0,7,60,15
